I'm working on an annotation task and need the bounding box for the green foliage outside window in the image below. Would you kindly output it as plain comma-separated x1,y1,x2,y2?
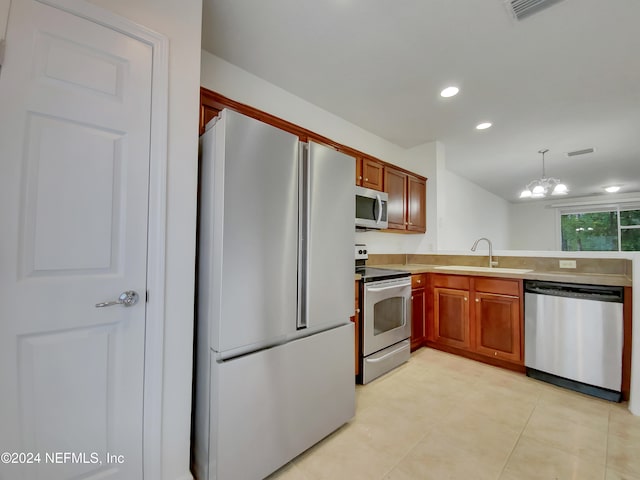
620,210,640,226
561,209,640,251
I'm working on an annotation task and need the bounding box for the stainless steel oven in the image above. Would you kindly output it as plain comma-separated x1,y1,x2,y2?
363,277,412,357
355,245,411,384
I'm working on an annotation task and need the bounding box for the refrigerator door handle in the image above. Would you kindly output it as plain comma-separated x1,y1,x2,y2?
297,143,309,330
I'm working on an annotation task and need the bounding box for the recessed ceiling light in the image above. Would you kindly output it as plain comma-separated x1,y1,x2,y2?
440,86,459,98
604,186,621,193
476,122,492,130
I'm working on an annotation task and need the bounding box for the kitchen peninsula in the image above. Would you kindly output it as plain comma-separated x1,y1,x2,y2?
365,253,632,400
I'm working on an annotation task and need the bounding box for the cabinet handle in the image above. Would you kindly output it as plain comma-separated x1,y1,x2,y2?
411,296,414,300
405,222,408,225
356,308,360,313
464,297,468,301
359,175,363,180
365,178,368,181
476,298,480,302
494,352,498,356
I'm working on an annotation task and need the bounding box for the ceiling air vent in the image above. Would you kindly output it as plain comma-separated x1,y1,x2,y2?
506,0,566,20
566,148,595,157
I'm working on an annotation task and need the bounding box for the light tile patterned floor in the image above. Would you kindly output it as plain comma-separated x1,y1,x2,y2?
267,347,640,480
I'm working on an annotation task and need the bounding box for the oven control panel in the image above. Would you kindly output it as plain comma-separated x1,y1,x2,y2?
355,244,368,261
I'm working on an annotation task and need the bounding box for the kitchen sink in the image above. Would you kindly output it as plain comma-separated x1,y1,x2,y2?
433,265,533,274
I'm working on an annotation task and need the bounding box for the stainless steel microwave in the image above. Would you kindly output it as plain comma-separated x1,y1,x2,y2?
355,186,388,229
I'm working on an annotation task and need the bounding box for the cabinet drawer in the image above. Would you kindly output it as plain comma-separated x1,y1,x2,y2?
474,277,520,296
431,273,470,290
411,274,426,289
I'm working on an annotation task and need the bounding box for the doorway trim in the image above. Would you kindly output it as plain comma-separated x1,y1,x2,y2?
33,0,169,477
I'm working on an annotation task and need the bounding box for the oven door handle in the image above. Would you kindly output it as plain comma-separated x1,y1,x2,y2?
367,284,410,293
367,347,404,363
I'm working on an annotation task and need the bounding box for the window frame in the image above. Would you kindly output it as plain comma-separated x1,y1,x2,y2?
557,202,640,252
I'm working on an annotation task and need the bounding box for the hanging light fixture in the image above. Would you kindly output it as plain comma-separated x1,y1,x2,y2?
519,149,568,198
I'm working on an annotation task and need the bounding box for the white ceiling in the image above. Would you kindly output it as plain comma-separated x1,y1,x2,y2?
202,0,640,202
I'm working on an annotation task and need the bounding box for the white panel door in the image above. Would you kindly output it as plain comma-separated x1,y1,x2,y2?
0,1,152,479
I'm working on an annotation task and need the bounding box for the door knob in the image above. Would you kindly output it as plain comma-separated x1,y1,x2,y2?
95,290,139,308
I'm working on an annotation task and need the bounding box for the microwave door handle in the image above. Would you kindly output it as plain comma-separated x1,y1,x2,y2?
375,194,382,225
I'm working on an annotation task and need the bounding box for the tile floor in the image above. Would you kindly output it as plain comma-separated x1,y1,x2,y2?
267,347,640,480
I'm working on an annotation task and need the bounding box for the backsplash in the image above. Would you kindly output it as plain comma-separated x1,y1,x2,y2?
366,253,631,277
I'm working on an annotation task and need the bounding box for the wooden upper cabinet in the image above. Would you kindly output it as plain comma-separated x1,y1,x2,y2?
385,166,407,229
407,175,426,232
360,157,384,190
355,157,363,186
384,166,426,233
200,103,219,135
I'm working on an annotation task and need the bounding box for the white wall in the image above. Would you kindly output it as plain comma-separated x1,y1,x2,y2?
201,52,405,163
437,168,511,251
0,0,9,40
632,254,640,415
509,192,640,251
87,1,201,479
509,201,558,250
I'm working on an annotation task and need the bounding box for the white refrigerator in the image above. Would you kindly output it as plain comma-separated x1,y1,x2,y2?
193,109,355,480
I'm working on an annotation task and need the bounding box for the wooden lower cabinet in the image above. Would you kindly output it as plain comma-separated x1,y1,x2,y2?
352,280,361,376
474,291,521,362
427,273,524,370
410,274,426,351
433,287,470,349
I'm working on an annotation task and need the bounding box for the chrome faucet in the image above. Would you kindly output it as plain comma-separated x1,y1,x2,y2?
471,237,498,268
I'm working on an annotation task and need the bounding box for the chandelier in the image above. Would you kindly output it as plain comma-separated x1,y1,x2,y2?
519,149,568,198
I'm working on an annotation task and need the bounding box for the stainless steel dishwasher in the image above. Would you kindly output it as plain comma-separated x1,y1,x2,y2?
524,280,624,402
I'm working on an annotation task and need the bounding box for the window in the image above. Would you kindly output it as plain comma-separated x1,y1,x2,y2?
560,204,640,252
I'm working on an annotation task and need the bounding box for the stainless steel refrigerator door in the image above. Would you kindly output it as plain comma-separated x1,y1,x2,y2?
211,323,355,480
300,141,355,334
200,109,300,358
524,292,623,391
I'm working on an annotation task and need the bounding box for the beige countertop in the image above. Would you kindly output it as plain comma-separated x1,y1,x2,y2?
374,263,632,287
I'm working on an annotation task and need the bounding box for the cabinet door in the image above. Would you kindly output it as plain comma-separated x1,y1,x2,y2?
384,166,407,230
411,287,425,351
474,292,522,363
355,157,363,186
433,287,470,349
407,175,426,232
362,158,384,190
